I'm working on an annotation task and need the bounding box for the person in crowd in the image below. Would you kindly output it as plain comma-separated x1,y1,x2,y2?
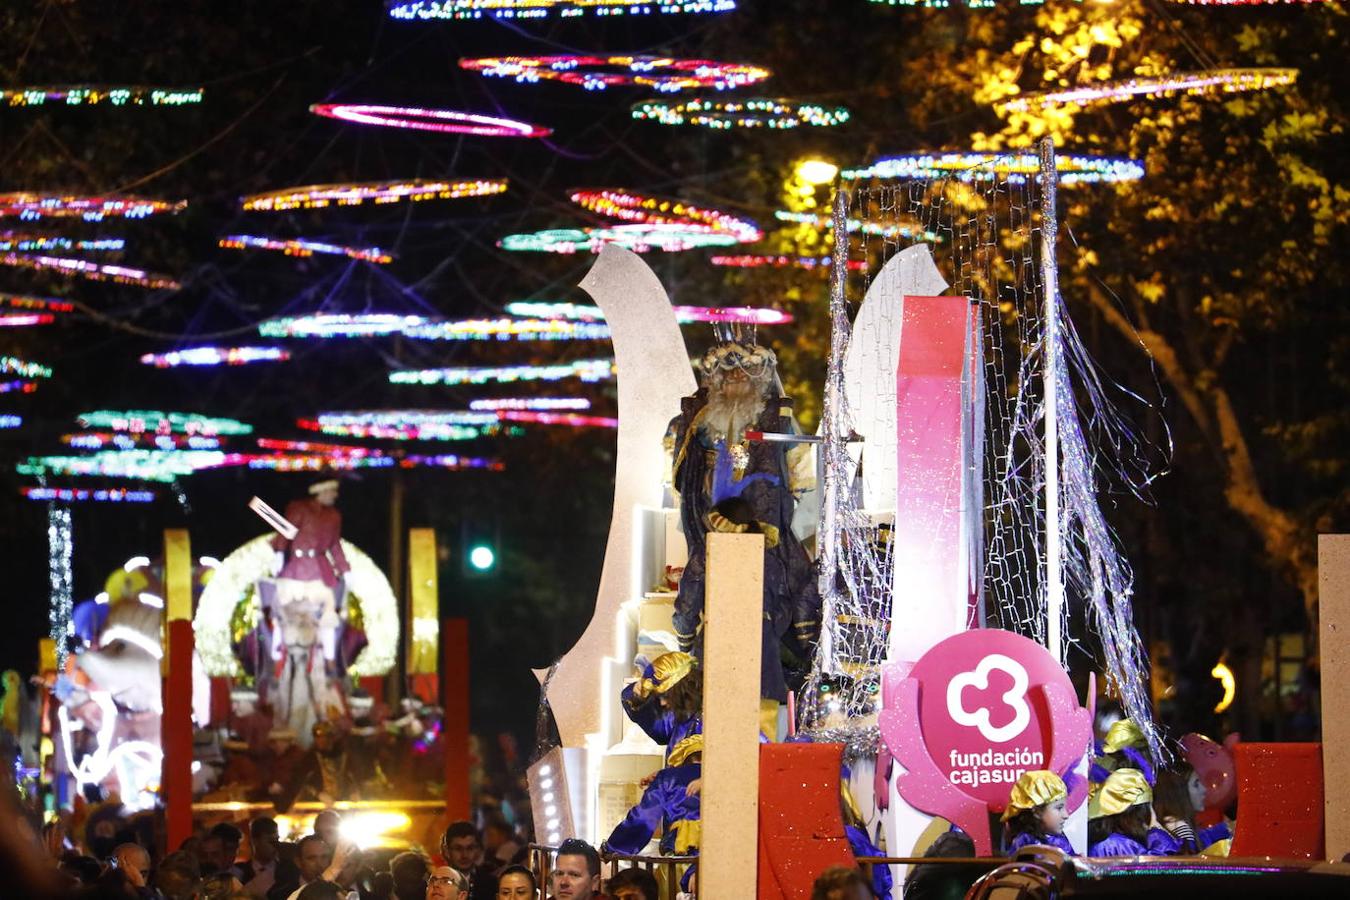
811,865,874,900
157,852,204,900
240,817,298,899
494,865,536,899
296,882,344,900
426,865,467,900
606,867,659,900
550,839,601,900
198,831,234,878
390,850,432,900
98,842,152,897
270,834,329,900
1001,770,1075,855
440,821,496,900
1087,768,1175,856
211,822,246,880
483,818,521,868
312,811,341,849
61,854,105,887
901,830,979,900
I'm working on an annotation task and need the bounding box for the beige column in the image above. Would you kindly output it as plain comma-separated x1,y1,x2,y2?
699,532,765,898
1321,534,1350,860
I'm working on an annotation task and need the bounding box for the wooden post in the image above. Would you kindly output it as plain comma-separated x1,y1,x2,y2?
1320,535,1350,860
162,529,194,851
443,617,471,821
408,529,440,705
700,532,764,899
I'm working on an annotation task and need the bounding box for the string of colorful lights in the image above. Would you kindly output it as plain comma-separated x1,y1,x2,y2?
242,178,508,211
256,438,386,456
1,356,53,379
1,293,75,313
403,318,612,341
709,254,867,271
219,235,394,264
0,313,56,327
388,1,736,20
503,301,604,321
252,439,505,471
774,210,940,242
998,68,1299,114
0,253,181,289
76,410,253,436
631,97,850,129
569,188,761,242
258,314,429,338
2,86,203,107
139,346,292,368
501,300,794,325
63,432,224,451
498,224,738,254
497,410,618,429
0,193,186,221
18,450,230,482
298,414,505,442
311,103,551,137
0,415,21,428
21,487,157,503
841,152,1145,184
400,454,505,471
867,0,1029,7
460,55,769,92
389,358,615,386
468,397,592,411
0,234,125,253
235,453,398,472
0,380,39,394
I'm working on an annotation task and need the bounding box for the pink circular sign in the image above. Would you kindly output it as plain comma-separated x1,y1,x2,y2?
906,629,1078,809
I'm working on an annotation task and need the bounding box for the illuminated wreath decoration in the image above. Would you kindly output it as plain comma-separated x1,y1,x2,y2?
841,152,1145,185
311,103,551,137
460,54,768,92
632,97,850,129
1,85,203,107
0,193,185,221
194,534,400,677
998,68,1298,114
389,0,736,20
569,188,761,242
241,178,507,211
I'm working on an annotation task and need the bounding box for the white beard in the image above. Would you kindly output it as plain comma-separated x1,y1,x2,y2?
701,378,768,442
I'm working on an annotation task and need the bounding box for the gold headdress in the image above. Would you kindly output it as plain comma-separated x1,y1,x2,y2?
640,651,696,696
1000,770,1068,822
667,733,704,767
1101,719,1146,754
1088,768,1153,819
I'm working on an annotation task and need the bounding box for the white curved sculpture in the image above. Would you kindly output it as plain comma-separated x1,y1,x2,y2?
842,244,948,511
540,244,697,747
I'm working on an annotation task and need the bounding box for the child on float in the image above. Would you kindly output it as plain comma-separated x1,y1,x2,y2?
1001,770,1075,855
1086,768,1184,856
1153,764,1231,854
603,733,704,858
1091,718,1155,784
621,651,702,765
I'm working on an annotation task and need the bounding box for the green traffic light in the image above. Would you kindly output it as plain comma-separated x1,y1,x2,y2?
468,544,496,571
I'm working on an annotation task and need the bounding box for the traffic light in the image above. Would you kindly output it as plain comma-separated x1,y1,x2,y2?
461,519,499,577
